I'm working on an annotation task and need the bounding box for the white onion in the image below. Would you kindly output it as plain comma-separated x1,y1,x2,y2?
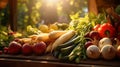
101,45,116,60
86,45,100,59
99,37,112,49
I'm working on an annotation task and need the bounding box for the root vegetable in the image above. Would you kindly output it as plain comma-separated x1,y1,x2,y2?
33,41,46,55
101,45,116,60
45,41,54,53
113,38,120,49
87,31,100,46
92,39,99,46
3,47,8,54
49,30,67,40
36,33,50,42
86,45,100,59
89,31,100,40
0,51,3,55
51,30,75,52
29,33,50,42
99,37,112,49
84,41,93,49
8,41,22,55
22,43,33,55
20,38,32,44
116,45,120,58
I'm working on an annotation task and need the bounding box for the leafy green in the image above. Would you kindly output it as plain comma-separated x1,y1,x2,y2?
68,13,93,62
67,11,108,63
0,25,14,50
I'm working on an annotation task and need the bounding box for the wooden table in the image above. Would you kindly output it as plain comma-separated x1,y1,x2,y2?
0,54,119,67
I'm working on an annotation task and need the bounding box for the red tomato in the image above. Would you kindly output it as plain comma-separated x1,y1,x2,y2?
98,23,116,38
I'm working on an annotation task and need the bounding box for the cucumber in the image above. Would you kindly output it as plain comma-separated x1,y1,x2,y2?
53,35,79,58
60,56,69,60
57,42,79,60
75,57,81,63
68,40,86,62
60,42,80,56
58,52,69,60
58,53,63,59
69,44,80,56
55,35,80,50
68,43,81,61
69,54,78,61
52,50,60,58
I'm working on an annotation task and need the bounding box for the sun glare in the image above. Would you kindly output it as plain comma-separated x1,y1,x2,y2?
46,0,59,6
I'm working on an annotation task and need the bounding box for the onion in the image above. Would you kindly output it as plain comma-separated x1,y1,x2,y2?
116,45,120,58
101,45,116,60
86,45,100,59
99,37,112,49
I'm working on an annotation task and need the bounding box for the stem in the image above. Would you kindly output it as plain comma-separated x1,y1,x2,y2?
105,30,110,37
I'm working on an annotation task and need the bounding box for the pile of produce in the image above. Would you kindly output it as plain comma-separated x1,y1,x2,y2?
0,6,120,64
52,14,92,63
84,7,120,60
0,25,22,51
52,7,120,63
0,22,69,56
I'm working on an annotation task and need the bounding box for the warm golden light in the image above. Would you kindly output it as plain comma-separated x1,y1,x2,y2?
46,0,59,6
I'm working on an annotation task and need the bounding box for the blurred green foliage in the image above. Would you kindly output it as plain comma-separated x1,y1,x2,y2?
17,0,88,32
0,0,88,32
0,4,9,26
115,5,120,15
0,0,88,48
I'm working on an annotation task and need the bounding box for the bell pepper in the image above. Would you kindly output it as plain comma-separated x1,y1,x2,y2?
98,23,116,38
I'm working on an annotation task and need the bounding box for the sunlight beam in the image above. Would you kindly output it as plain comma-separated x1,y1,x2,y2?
45,0,59,6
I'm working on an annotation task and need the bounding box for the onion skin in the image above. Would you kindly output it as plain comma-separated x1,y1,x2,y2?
101,45,116,60
86,45,100,59
99,37,112,49
117,45,120,58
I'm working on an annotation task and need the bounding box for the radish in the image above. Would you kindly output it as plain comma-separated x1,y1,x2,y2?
84,41,93,49
89,31,100,40
87,31,100,46
33,41,46,55
86,45,100,59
